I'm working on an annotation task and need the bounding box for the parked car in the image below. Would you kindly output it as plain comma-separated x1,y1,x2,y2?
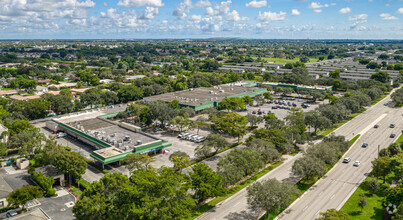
272,106,277,109
292,103,297,107
56,132,67,138
353,161,360,167
343,157,351,163
252,111,257,114
362,143,368,148
178,133,189,138
6,210,18,218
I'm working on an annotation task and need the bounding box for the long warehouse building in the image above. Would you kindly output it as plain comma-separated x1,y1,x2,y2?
143,81,268,111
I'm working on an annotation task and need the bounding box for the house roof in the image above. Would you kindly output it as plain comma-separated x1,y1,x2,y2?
0,90,19,96
35,165,64,177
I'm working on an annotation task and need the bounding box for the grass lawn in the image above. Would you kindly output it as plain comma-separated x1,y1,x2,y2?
188,161,283,220
350,134,361,145
395,133,403,145
340,176,389,220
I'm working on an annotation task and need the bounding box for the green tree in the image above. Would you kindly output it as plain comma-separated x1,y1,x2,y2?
189,163,226,202
305,110,332,134
219,97,245,112
169,151,190,172
246,113,263,127
316,209,350,220
170,116,193,133
292,156,327,180
54,151,87,185
204,133,229,153
123,153,155,173
218,112,248,141
264,113,284,129
246,138,280,163
329,69,340,79
7,185,43,209
117,85,144,103
371,71,391,83
372,156,392,183
358,193,367,212
300,56,309,63
367,177,380,194
247,178,299,219
391,88,403,106
218,148,264,185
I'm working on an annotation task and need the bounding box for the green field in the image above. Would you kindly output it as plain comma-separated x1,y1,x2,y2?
340,176,387,219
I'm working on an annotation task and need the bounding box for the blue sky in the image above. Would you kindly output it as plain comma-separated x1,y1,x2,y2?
0,0,402,39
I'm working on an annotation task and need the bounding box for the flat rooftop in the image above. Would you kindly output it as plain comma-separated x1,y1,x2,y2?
67,118,159,152
143,82,263,106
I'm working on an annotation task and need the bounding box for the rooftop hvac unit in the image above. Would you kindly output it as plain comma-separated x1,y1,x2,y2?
118,143,122,148
123,146,129,151
230,88,234,91
211,98,214,101
101,136,105,140
219,90,224,93
110,133,115,137
112,139,116,145
124,136,130,141
137,140,142,145
215,97,218,100
214,92,217,95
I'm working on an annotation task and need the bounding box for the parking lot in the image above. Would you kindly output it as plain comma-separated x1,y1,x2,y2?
239,97,327,120
0,169,75,220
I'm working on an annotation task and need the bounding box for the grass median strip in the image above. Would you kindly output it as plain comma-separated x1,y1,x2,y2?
350,134,361,145
188,161,283,220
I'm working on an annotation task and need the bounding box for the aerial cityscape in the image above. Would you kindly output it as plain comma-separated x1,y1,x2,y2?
0,0,402,220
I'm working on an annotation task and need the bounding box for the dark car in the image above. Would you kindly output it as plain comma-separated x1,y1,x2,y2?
390,124,395,128
257,111,262,115
272,106,277,109
390,134,396,138
362,143,368,148
374,124,379,128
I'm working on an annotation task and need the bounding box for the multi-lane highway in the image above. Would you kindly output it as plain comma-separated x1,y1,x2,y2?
197,88,402,220
278,93,402,220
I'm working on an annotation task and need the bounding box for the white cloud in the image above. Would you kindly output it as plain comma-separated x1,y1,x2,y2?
173,0,193,19
257,11,286,22
104,2,108,7
398,8,403,14
226,10,249,21
309,2,327,9
141,7,159,19
380,13,398,20
205,0,232,16
190,14,202,21
245,0,267,8
291,9,300,16
349,14,368,21
339,7,351,14
117,0,164,8
195,0,211,8
314,9,322,13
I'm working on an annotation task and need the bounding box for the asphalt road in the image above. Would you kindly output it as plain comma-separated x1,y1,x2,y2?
197,154,301,220
197,90,402,220
278,94,402,220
